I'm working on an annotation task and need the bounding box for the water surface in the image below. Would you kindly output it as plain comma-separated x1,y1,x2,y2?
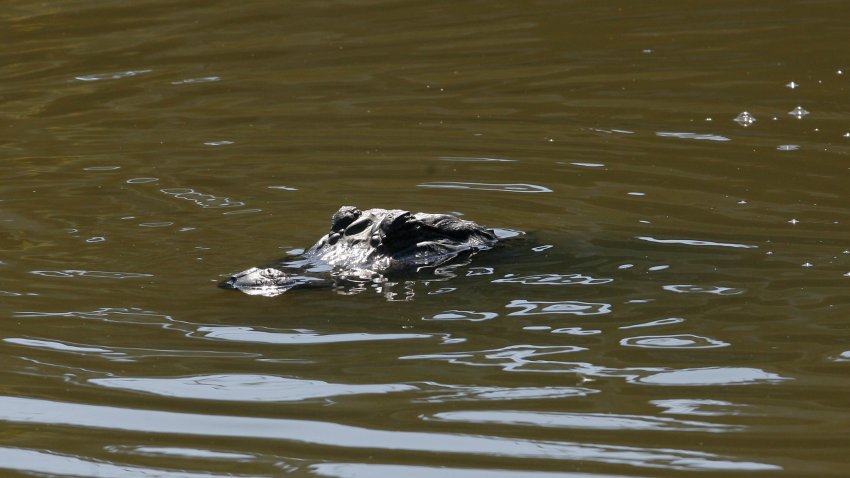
2,1,850,476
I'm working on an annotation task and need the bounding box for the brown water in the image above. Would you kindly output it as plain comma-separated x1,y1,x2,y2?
2,1,850,476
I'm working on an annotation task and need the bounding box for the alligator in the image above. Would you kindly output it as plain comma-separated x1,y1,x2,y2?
221,206,500,297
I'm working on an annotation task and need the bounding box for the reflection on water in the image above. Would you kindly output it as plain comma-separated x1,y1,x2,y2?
493,273,614,285
309,463,632,478
0,447,240,478
417,182,554,193
506,299,612,316
619,334,729,349
90,374,416,402
194,326,435,344
634,367,789,386
431,410,743,433
3,0,849,475
0,397,779,471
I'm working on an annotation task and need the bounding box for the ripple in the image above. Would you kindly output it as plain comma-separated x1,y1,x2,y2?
619,317,685,329
267,185,298,191
401,345,590,373
418,182,552,193
506,300,612,316
620,335,730,349
15,307,173,326
570,162,605,168
115,446,253,460
551,327,601,335
0,396,778,471
437,156,515,162
83,165,121,171
222,208,263,215
652,399,750,417
203,140,234,146
465,267,494,276
431,410,742,432
195,326,432,344
170,76,221,85
73,69,152,81
139,221,174,228
160,188,244,209
636,236,758,249
416,384,598,402
126,177,159,184
29,270,153,279
425,310,498,321
90,374,416,402
312,463,623,478
656,132,731,142
0,447,237,478
0,290,37,297
634,367,790,386
494,273,613,286
4,338,117,355
662,285,744,295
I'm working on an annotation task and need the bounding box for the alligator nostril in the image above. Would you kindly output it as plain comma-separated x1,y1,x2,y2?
327,233,340,245
369,235,381,247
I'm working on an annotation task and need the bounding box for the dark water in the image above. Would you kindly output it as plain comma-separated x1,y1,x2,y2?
2,1,850,476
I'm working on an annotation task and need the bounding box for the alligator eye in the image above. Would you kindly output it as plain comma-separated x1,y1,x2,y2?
331,206,361,232
344,218,371,236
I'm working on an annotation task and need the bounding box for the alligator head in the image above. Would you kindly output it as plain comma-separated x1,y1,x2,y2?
309,206,498,273
221,206,498,296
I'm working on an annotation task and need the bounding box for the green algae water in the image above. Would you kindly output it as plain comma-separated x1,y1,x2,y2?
2,1,850,476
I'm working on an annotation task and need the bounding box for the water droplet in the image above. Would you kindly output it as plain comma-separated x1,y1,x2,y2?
788,219,799,224
733,111,756,126
786,81,799,89
788,106,809,118
777,144,800,151
802,262,813,268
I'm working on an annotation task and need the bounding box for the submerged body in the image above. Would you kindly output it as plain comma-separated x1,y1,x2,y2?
221,206,498,297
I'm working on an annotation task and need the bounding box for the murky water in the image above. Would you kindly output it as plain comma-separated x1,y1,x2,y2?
2,1,850,476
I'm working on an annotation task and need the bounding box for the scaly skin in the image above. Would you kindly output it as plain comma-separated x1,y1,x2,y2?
221,206,497,297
